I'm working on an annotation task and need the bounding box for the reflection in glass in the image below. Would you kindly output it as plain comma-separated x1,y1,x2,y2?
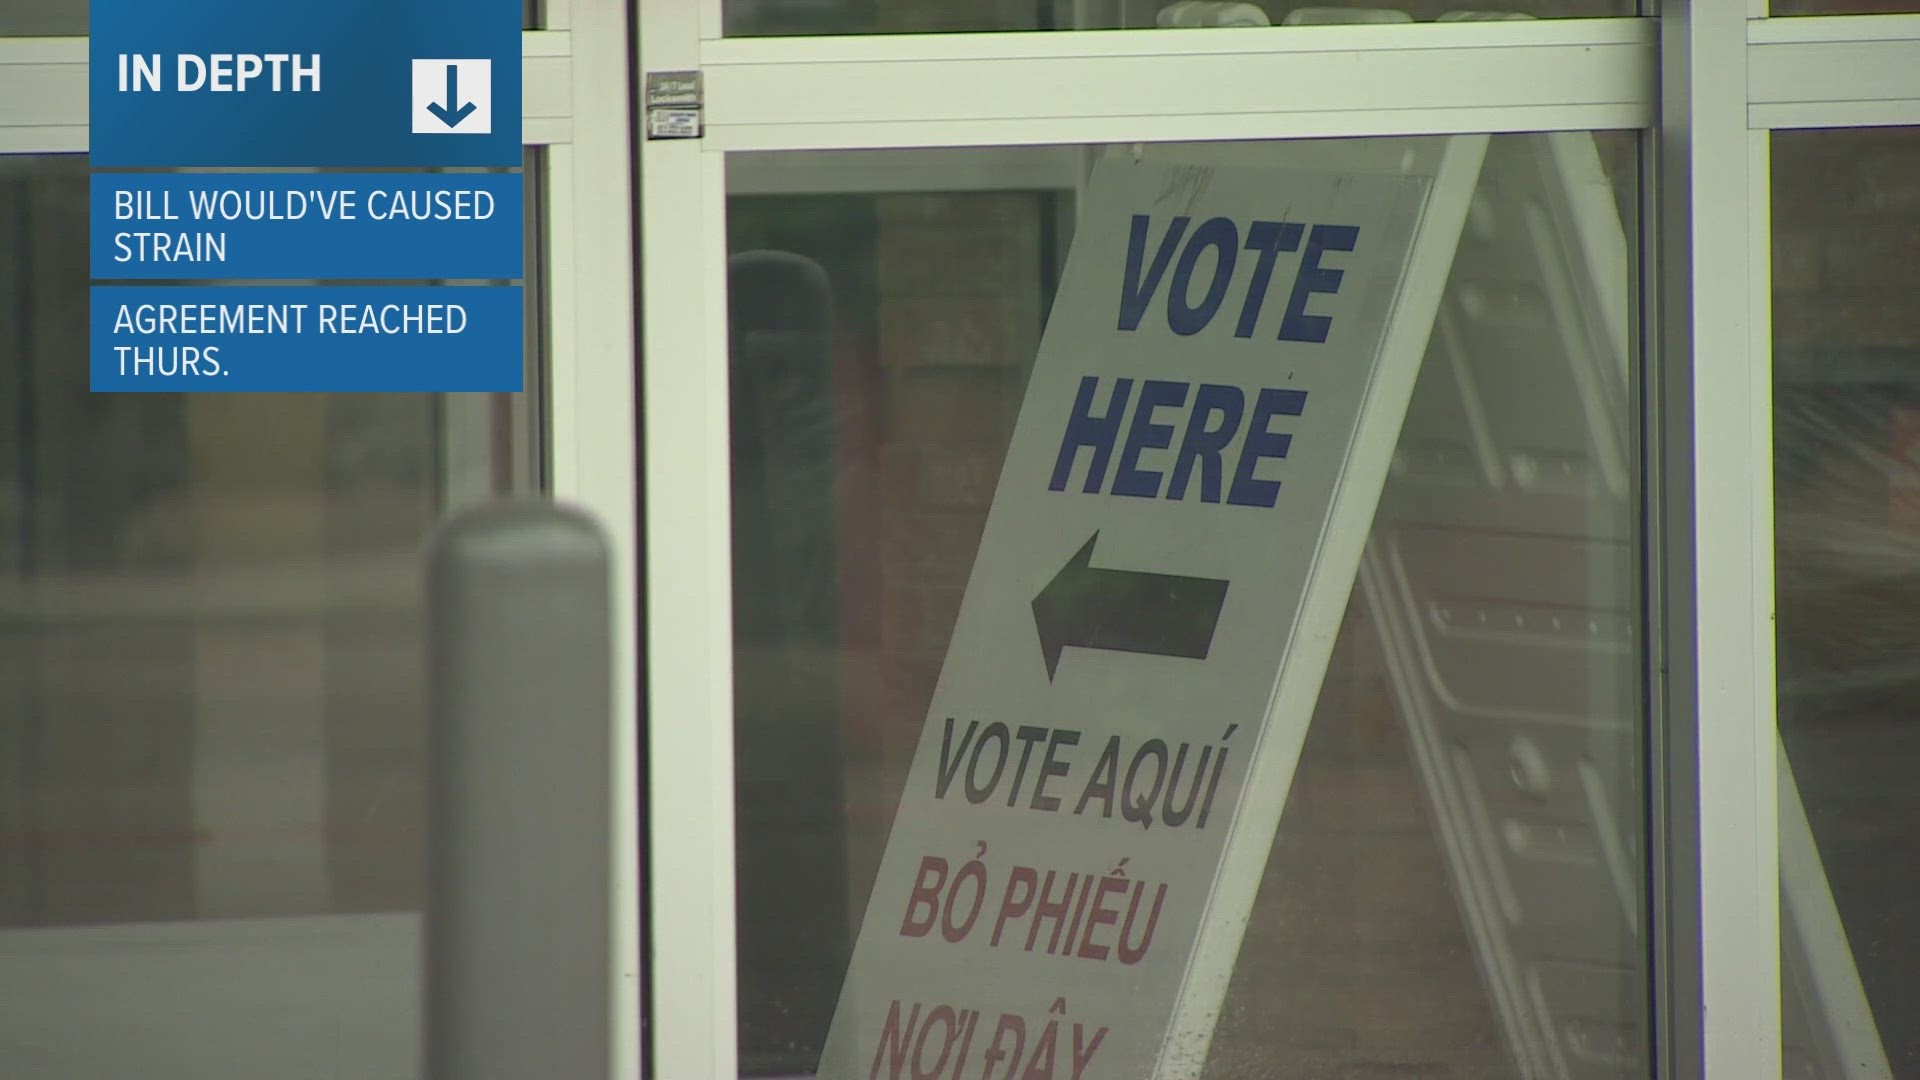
0,152,542,928
0,151,542,1070
1774,127,1920,1080
727,135,1647,1078
723,0,1627,36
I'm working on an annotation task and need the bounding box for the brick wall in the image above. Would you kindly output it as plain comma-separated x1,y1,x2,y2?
844,191,1052,911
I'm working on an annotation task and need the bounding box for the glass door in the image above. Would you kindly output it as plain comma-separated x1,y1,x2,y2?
636,7,1661,1079
0,3,640,1074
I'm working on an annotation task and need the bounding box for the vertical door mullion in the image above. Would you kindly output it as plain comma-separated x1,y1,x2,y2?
641,4,741,1077
1742,122,1784,1080
1658,2,1781,1077
545,0,643,1073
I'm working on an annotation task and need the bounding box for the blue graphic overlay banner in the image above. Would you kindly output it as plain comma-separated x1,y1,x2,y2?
88,0,524,393
90,0,521,168
91,174,524,281
92,286,525,392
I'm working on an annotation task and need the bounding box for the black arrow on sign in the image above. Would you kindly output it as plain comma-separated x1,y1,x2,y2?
427,64,478,128
1032,532,1229,682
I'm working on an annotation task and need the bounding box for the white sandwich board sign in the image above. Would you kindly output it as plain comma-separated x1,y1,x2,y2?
816,146,1485,1079
818,130,1890,1080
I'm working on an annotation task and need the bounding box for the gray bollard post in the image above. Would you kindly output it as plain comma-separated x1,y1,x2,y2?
424,500,614,1080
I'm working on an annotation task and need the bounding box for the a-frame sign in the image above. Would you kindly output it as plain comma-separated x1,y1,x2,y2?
818,121,1887,1080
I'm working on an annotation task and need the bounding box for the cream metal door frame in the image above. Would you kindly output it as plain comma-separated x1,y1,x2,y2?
636,8,1668,1080
1738,11,1920,1080
637,5,1920,1080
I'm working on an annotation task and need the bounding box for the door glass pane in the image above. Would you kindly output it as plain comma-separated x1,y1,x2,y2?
728,134,1647,1078
0,151,545,1073
0,0,84,35
1774,126,1920,1080
724,0,1628,35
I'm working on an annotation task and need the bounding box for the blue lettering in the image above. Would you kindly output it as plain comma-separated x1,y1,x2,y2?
1049,376,1306,507
1118,215,1189,332
1166,383,1246,503
1050,376,1135,494
1235,220,1303,338
1227,388,1308,508
1166,217,1238,337
1116,215,1355,340
1112,379,1191,498
1278,224,1359,344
